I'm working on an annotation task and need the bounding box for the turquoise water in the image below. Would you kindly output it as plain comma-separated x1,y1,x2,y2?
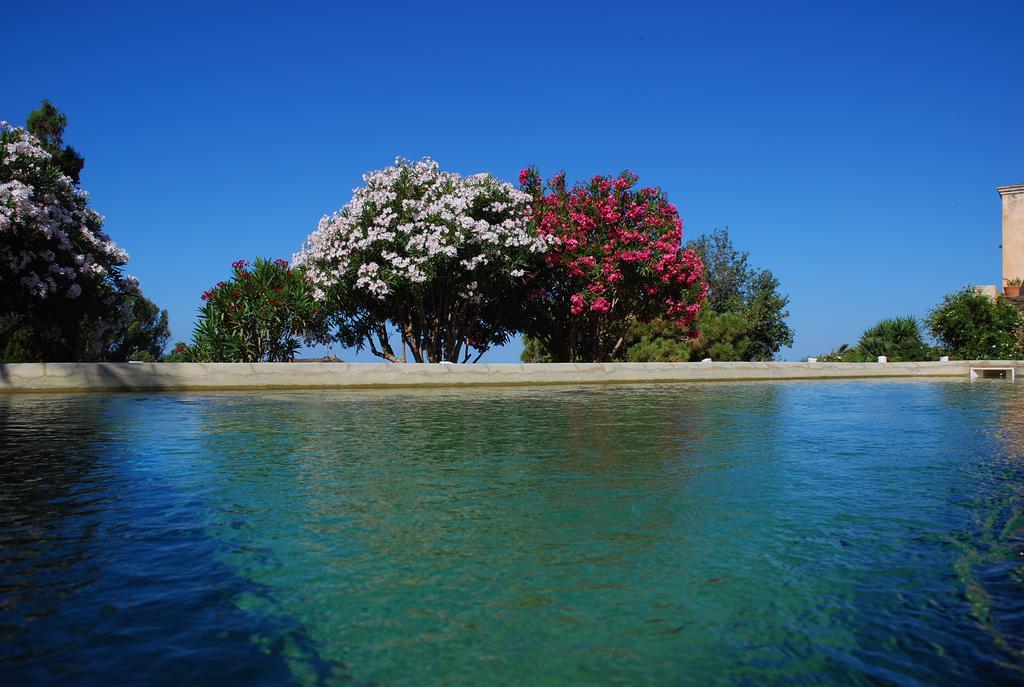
1,381,1023,685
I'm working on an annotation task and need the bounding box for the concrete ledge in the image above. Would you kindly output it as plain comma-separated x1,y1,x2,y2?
0,361,1020,393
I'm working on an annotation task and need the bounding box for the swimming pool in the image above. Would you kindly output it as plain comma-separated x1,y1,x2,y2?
1,381,1022,685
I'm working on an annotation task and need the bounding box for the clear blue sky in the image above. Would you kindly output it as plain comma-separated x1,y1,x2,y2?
4,1,1023,361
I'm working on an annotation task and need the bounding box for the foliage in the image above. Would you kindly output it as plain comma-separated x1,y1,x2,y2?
856,316,932,362
0,120,158,361
815,343,852,363
161,342,191,362
816,317,934,363
814,343,874,363
623,309,751,362
188,258,325,363
520,336,553,363
295,158,542,363
741,268,794,361
25,100,85,185
517,166,705,362
685,228,749,313
104,293,170,362
926,287,1024,360
684,228,793,360
614,228,793,362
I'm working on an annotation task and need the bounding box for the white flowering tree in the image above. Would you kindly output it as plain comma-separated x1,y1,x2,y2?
0,121,152,360
295,158,545,363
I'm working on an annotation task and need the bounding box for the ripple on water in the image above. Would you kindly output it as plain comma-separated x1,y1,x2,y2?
0,381,1023,686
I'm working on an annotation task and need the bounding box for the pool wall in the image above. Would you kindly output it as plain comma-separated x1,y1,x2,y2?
0,361,1021,393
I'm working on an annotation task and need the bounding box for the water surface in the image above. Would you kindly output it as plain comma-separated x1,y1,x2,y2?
1,381,1023,685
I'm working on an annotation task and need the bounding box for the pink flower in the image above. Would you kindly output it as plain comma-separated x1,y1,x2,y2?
590,297,610,313
570,294,585,316
273,258,288,267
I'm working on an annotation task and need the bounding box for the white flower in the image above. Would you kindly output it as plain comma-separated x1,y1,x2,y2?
0,123,130,303
295,157,548,302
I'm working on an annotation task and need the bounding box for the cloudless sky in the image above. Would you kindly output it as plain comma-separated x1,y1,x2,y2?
4,1,1023,361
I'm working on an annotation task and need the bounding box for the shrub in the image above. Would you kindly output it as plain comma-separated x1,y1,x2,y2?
623,309,752,362
295,158,543,363
161,342,190,362
926,287,1023,360
856,316,933,362
817,317,934,363
189,258,325,363
518,167,705,362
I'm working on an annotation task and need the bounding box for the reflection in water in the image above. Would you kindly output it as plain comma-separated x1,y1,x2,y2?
0,382,1022,686
0,395,315,685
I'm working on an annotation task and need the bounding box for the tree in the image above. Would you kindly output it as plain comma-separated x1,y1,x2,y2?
295,158,543,363
103,293,170,362
0,121,150,361
614,228,793,362
187,258,325,363
25,100,85,184
685,228,793,360
742,268,794,361
518,167,706,362
685,228,750,313
927,287,1023,360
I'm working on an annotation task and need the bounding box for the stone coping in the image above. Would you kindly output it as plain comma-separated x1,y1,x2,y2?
0,361,1020,393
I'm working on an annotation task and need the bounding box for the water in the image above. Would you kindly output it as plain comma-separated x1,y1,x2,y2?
1,381,1023,686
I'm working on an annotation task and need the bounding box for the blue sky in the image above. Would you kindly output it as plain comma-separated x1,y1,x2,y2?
4,1,1023,361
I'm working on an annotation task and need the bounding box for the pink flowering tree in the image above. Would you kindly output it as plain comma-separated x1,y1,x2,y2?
0,121,159,361
295,158,545,363
518,167,706,362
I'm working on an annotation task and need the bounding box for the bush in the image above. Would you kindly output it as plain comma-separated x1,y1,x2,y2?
518,167,705,362
295,158,541,363
161,342,190,362
856,316,933,362
188,258,325,362
816,317,934,363
926,287,1023,360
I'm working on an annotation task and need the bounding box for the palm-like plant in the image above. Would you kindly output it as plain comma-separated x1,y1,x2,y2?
857,316,932,362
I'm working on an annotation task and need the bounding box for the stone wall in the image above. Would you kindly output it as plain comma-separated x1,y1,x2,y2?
0,361,1019,393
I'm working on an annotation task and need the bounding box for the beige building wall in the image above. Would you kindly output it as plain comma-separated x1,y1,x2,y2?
1000,184,1024,285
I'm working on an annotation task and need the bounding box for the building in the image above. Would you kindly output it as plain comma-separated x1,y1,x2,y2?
999,184,1024,287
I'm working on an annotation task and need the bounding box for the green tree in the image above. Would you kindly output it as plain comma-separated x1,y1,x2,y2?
926,287,1023,360
25,100,85,184
742,269,794,361
103,294,170,362
612,228,793,362
685,228,749,313
685,228,793,360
